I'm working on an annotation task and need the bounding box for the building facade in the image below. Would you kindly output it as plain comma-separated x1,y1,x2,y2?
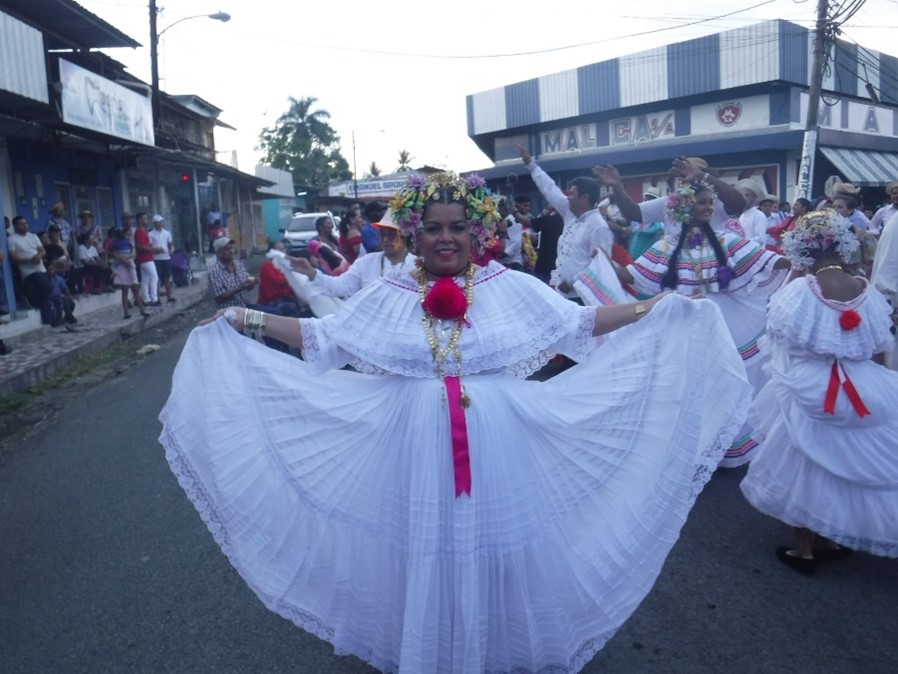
467,20,898,211
0,0,270,320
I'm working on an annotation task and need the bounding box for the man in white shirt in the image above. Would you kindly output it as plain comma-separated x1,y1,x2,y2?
519,146,614,299
869,181,898,237
7,215,55,324
735,179,770,244
149,214,176,303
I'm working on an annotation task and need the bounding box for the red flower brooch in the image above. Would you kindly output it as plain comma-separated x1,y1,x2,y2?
839,309,861,331
422,277,468,321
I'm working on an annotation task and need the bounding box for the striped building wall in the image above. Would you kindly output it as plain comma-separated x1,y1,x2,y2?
467,19,897,139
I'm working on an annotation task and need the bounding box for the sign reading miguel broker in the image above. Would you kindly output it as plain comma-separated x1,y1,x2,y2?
611,110,675,146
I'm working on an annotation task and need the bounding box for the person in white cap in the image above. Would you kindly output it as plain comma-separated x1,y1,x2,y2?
134,212,160,306
290,208,415,298
149,214,175,303
208,237,256,308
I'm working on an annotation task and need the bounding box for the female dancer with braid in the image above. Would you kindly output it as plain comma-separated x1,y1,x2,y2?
617,181,791,466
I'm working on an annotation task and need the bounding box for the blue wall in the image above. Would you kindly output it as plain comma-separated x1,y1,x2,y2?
6,138,122,233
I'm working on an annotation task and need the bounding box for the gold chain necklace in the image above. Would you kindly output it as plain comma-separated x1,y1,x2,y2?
416,261,475,407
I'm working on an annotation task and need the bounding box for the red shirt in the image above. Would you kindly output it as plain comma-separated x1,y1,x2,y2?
256,260,294,305
134,227,154,264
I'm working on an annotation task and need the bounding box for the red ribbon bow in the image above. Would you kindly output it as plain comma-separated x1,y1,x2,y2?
824,360,870,418
444,376,472,497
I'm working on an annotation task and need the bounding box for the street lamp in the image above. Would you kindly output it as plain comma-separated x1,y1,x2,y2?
149,2,231,131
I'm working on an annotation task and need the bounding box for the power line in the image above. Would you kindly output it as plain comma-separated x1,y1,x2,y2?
222,0,776,60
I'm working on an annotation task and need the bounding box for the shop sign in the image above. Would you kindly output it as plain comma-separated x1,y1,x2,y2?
328,176,412,198
60,59,155,146
610,111,675,146
540,124,598,156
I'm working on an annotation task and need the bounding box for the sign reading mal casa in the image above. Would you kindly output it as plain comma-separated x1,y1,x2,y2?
539,111,677,156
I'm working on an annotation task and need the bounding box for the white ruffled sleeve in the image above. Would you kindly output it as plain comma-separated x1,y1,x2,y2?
299,317,353,372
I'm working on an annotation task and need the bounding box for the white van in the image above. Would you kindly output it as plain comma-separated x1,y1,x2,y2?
280,211,335,256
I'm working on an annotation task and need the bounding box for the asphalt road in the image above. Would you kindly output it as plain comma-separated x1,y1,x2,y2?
1,323,896,673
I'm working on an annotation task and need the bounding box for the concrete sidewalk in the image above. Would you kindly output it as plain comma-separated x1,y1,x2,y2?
0,275,210,398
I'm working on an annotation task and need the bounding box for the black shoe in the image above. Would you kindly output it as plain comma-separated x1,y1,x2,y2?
776,546,816,576
813,545,853,561
65,315,78,324
123,313,132,320
167,297,177,303
140,311,151,317
0,342,10,355
148,300,162,307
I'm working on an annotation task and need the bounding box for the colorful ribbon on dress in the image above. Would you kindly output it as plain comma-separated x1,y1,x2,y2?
824,360,870,418
443,376,472,497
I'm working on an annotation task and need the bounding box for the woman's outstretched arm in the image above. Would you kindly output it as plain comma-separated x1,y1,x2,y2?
592,292,671,336
201,307,304,349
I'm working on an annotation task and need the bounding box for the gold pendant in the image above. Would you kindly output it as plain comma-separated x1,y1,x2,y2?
693,263,702,276
460,391,471,408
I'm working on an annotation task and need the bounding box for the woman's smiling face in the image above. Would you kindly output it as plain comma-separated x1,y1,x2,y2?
416,201,471,277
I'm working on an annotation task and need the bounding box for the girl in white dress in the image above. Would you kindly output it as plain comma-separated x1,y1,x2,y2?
617,181,791,467
160,172,753,673
741,209,898,576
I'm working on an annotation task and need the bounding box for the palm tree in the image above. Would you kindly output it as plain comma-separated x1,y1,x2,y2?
365,162,382,178
396,149,414,173
258,96,350,187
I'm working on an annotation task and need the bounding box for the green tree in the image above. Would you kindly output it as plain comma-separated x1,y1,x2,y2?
396,149,414,172
365,162,382,178
257,96,352,187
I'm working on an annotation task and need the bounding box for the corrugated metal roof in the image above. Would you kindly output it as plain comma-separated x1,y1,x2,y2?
1,0,140,50
819,147,898,186
0,10,49,104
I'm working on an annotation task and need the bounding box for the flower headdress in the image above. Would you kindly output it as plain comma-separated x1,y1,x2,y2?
665,181,715,227
388,172,501,252
780,209,859,269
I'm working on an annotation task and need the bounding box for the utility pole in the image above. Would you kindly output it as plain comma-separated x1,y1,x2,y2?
149,0,160,131
796,0,829,200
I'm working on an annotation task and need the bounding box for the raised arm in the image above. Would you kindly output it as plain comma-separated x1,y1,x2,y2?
671,157,746,216
592,165,641,223
519,146,570,217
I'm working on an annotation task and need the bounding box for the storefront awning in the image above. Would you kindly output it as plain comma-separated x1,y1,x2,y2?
819,147,898,186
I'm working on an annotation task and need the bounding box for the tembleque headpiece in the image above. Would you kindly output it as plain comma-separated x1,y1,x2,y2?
780,209,859,269
665,181,715,227
388,172,501,252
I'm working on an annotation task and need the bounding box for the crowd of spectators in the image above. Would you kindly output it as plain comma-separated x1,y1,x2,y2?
0,204,183,353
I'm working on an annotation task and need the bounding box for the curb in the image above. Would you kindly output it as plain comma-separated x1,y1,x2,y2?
0,282,209,399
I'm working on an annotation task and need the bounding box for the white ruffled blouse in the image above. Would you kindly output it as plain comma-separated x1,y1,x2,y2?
299,261,601,378
764,275,895,361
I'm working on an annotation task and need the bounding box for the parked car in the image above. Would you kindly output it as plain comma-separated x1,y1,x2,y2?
280,211,334,256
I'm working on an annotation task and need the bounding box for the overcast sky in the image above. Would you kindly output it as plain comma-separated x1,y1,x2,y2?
75,0,896,178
